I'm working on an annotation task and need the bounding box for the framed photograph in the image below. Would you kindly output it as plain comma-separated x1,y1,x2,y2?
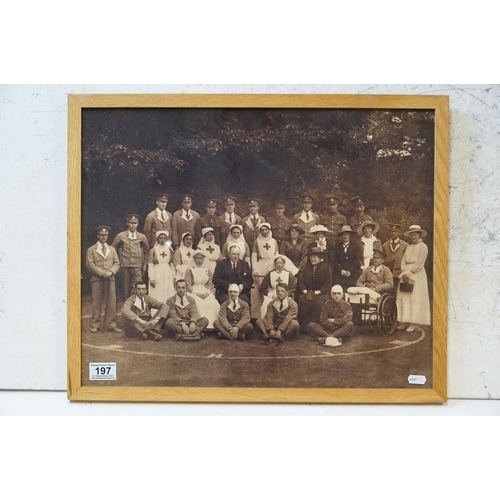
68,93,448,403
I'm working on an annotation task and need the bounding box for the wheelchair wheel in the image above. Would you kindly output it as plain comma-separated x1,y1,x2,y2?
377,293,398,336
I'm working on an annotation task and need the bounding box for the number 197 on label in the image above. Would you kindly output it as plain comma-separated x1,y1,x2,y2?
89,362,117,380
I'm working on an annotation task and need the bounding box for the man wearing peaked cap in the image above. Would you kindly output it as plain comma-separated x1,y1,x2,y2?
111,214,150,301
382,223,408,294
242,198,267,250
267,200,292,247
319,195,347,244
170,194,201,248
218,195,242,243
86,225,122,333
196,198,222,246
143,193,173,247
293,194,320,243
348,196,375,235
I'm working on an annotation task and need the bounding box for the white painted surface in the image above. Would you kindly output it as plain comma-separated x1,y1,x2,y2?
0,84,499,399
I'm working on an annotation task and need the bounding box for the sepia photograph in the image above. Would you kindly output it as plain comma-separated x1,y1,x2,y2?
68,94,448,403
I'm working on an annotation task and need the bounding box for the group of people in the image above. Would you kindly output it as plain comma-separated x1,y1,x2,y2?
85,192,431,345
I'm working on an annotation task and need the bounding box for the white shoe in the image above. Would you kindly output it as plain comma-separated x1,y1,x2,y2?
406,324,417,332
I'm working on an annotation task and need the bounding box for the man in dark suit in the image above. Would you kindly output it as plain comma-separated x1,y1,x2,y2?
257,283,299,343
213,245,253,304
214,284,253,341
86,225,121,334
332,225,363,291
121,282,169,341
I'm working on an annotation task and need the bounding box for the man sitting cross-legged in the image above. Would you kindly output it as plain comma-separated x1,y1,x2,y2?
121,282,169,341
165,279,209,341
257,283,300,344
308,285,354,347
213,284,253,341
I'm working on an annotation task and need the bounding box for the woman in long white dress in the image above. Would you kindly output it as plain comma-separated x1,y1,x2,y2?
221,225,251,263
358,220,382,269
396,225,431,332
184,252,220,329
196,227,221,274
147,231,175,303
173,232,195,280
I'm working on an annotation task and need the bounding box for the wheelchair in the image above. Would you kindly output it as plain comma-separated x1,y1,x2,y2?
344,290,398,336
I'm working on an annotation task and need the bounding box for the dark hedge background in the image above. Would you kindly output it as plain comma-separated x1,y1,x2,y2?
81,107,435,293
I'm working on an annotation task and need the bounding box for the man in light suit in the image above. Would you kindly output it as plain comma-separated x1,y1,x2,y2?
213,246,254,304
293,194,320,244
121,282,170,341
214,284,253,341
143,193,173,247
218,196,242,243
170,194,201,248
241,198,267,250
111,214,150,301
86,225,121,333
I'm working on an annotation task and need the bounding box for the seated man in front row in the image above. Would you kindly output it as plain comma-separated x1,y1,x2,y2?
353,248,394,295
214,284,253,341
309,285,354,346
257,283,299,344
166,279,209,341
121,281,169,341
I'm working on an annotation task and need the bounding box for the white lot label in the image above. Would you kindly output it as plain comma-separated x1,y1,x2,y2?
89,363,116,380
408,374,426,385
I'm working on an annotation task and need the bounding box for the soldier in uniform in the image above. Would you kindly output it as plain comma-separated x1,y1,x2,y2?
170,194,201,248
142,193,172,247
267,200,292,247
381,223,409,294
111,214,149,301
218,196,242,243
293,194,320,244
241,198,267,250
355,248,394,294
195,199,222,246
348,196,375,236
319,195,347,245
85,225,121,334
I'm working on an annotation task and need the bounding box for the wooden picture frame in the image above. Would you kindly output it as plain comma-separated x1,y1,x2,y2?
68,93,448,403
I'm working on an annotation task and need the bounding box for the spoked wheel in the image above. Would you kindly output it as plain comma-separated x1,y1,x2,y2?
377,293,398,336
368,310,379,332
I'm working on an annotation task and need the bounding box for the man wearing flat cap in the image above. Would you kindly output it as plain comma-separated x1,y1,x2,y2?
86,226,122,333
242,198,267,250
171,194,201,249
143,193,173,247
214,284,253,341
218,196,242,243
319,195,347,245
196,199,222,246
382,223,408,294
308,285,354,345
267,201,292,247
348,196,375,236
293,194,320,243
111,214,150,301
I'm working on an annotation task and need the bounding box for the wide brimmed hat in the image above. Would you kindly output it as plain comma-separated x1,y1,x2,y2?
338,225,356,235
404,225,427,238
357,220,380,236
309,224,331,234
285,224,305,235
305,246,328,257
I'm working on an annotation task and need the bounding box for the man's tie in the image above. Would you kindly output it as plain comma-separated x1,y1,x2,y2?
180,297,184,306
230,214,233,224
140,297,145,311
279,299,284,311
101,244,106,254
344,244,348,253
306,211,310,221
233,300,237,310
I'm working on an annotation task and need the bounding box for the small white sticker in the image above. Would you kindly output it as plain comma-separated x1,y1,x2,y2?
89,362,116,380
408,374,426,385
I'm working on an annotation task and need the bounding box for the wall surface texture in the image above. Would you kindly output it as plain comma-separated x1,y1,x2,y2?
0,84,498,400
